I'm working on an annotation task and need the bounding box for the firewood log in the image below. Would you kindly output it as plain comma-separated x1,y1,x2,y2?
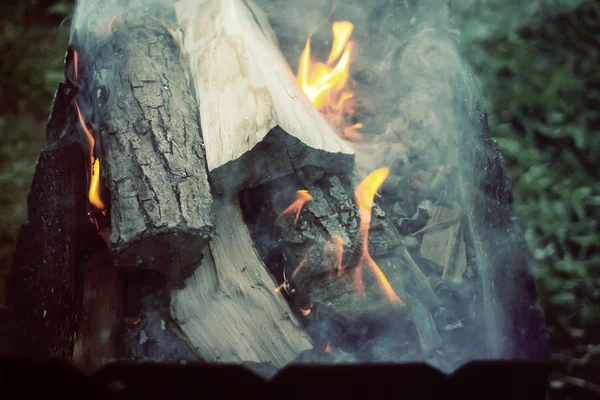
4,133,95,362
174,0,354,194
171,198,313,368
85,14,214,285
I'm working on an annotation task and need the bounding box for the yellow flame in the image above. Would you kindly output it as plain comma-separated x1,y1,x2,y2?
89,158,105,210
354,168,404,306
297,21,360,137
74,49,105,212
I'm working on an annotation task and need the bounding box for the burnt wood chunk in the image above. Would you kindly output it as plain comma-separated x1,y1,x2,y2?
72,247,124,374
175,0,354,194
91,14,214,283
4,135,94,362
170,199,313,367
240,171,425,324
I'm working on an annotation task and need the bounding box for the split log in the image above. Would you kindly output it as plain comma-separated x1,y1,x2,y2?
171,198,313,368
4,132,95,362
174,0,354,194
72,246,124,374
86,14,214,284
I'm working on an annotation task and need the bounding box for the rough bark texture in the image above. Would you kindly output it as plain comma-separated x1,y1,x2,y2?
174,0,354,194
171,198,313,368
72,247,124,374
90,14,214,284
457,107,549,361
4,133,95,362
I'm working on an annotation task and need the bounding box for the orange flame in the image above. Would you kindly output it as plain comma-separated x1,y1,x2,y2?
299,306,312,316
276,190,313,225
73,49,79,81
325,341,332,353
73,50,105,211
354,168,404,306
297,21,360,139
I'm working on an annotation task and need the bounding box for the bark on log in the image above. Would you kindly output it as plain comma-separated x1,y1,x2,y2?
88,14,214,284
174,0,354,194
171,198,313,368
72,246,124,374
4,133,96,362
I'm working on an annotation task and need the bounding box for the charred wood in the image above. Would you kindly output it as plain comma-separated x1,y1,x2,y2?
117,270,199,362
4,134,96,362
72,246,124,374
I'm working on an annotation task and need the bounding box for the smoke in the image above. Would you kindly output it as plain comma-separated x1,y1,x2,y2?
66,0,539,370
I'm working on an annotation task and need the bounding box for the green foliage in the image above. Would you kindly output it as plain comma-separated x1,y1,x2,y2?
0,2,72,300
459,0,600,347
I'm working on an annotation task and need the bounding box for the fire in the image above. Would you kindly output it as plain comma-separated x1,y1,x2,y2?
299,306,312,316
343,123,363,140
325,341,332,353
73,50,105,211
354,168,404,306
297,21,360,139
276,190,313,225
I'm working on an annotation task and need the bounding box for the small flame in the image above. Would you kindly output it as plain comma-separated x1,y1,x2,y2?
273,253,309,293
297,21,360,137
343,123,363,140
73,50,106,212
274,282,284,293
73,49,79,81
325,341,332,353
132,316,141,325
299,306,312,316
276,190,313,225
354,168,404,306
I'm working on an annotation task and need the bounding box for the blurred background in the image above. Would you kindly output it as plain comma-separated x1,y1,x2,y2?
0,0,598,395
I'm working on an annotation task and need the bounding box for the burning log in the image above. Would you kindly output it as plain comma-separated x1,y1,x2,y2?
171,199,313,367
4,131,95,361
240,170,438,343
174,0,354,194
85,14,214,284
